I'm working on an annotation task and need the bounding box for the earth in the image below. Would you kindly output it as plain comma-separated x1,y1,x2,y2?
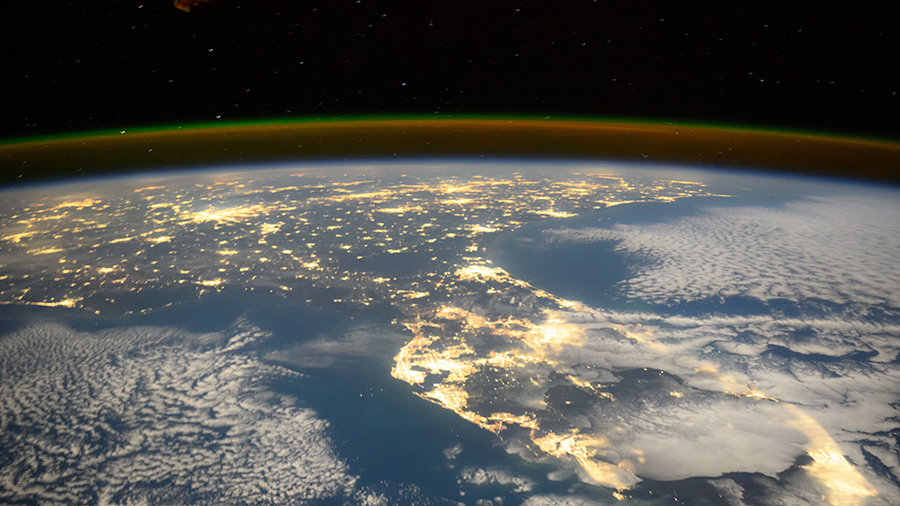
0,159,898,506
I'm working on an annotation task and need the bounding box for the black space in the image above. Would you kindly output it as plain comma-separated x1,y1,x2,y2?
1,2,898,141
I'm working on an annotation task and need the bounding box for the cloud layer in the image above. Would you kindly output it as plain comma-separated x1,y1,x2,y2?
0,319,361,505
544,196,900,308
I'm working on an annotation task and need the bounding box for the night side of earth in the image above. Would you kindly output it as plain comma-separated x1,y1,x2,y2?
1,122,899,506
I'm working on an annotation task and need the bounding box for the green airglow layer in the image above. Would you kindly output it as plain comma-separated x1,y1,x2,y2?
4,114,896,147
1,116,898,184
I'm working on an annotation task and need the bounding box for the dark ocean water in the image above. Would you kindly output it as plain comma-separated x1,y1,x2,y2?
484,199,712,313
486,195,817,318
489,231,640,312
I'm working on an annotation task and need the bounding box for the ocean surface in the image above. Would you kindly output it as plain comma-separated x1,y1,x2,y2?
485,198,728,313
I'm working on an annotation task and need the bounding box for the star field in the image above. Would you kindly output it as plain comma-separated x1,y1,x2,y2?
1,2,897,142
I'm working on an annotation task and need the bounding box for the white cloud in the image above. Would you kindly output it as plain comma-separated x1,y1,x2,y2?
520,494,609,506
543,196,900,309
598,398,807,480
444,443,463,460
707,479,748,506
461,467,535,492
267,326,408,370
0,319,360,505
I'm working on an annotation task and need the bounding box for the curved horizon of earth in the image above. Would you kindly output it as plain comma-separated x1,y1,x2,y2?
0,159,898,506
